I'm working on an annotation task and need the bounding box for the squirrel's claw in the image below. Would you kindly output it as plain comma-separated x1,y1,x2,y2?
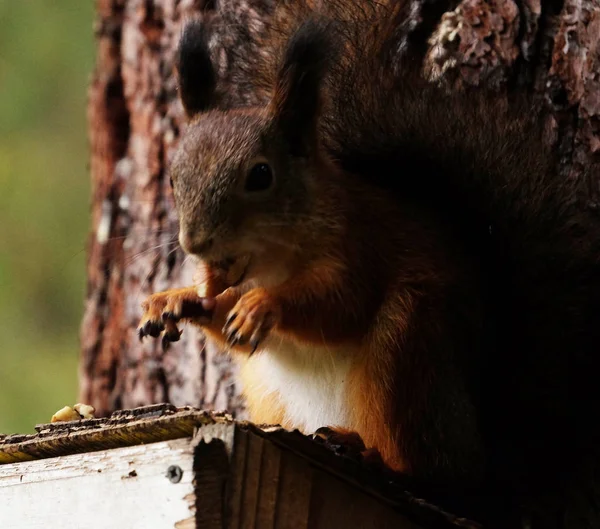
138,287,214,347
161,328,182,352
162,311,181,323
225,312,237,327
138,319,165,341
144,320,164,338
161,318,182,351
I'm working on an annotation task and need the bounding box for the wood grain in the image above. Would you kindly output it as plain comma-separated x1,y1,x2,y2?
0,439,196,529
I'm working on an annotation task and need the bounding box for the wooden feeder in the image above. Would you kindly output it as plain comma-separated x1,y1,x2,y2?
0,404,478,529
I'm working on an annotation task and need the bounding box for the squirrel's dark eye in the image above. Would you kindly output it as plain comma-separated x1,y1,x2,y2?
245,163,274,193
169,176,174,188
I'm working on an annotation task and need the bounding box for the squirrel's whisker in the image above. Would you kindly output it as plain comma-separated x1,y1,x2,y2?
125,241,179,266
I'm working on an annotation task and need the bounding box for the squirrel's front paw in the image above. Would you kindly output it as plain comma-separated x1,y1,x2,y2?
223,288,281,354
138,287,214,351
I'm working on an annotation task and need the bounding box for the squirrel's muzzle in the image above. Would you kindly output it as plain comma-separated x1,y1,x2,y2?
179,228,214,257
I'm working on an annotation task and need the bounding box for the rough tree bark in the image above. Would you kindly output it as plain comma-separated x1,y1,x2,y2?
80,0,600,418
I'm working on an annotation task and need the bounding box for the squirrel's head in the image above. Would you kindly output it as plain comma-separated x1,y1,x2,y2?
170,19,335,287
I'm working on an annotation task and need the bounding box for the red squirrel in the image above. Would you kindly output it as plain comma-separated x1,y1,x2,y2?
138,9,600,528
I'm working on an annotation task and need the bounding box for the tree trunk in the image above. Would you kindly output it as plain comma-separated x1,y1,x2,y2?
80,0,600,418
81,0,249,417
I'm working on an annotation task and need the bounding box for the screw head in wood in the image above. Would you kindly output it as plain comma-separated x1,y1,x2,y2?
166,465,183,483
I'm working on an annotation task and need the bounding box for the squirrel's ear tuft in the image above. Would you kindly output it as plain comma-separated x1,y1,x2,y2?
177,19,216,117
270,19,334,156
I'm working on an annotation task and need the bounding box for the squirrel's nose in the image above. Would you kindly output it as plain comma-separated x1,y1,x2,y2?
179,229,214,256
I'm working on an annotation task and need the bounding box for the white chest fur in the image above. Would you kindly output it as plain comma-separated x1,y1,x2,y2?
243,338,355,434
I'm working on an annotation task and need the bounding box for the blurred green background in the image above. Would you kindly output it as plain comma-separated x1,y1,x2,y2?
0,3,95,433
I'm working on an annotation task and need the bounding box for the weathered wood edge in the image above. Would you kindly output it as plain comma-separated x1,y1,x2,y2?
0,404,479,528
0,404,222,464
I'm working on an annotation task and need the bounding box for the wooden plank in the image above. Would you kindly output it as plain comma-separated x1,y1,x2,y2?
239,431,266,529
226,425,250,529
194,439,230,529
254,439,282,529
273,450,313,529
0,439,197,529
307,469,422,529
